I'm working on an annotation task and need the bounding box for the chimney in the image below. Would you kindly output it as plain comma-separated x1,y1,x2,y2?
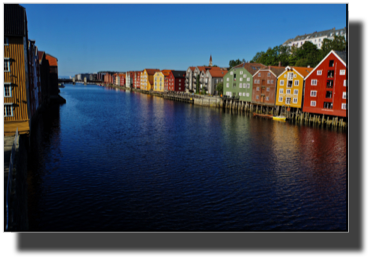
278,61,282,67
307,65,310,68
268,66,271,70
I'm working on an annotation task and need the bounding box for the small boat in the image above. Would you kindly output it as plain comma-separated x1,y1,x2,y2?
273,116,286,122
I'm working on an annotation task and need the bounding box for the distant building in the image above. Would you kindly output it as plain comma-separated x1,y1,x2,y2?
141,69,160,91
168,71,186,92
282,27,346,50
204,67,228,96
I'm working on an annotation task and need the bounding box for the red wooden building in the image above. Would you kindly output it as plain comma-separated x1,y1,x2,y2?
133,71,141,89
168,70,186,92
303,50,347,117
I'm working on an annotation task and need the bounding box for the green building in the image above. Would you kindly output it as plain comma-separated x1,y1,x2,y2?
223,63,266,102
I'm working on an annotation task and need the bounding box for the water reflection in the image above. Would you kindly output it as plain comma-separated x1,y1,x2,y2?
26,85,347,231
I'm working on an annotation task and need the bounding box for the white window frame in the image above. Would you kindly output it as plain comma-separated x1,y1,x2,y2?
343,92,346,99
243,74,247,78
247,84,250,88
4,103,13,117
256,87,260,91
230,72,233,75
4,58,10,72
286,97,291,104
293,98,298,104
293,74,297,78
294,80,299,86
340,70,346,75
279,89,284,94
311,101,316,107
227,78,229,81
226,83,229,88
311,79,317,86
256,95,259,100
294,89,299,95
286,89,291,94
280,80,284,86
239,83,242,88
267,80,270,84
266,87,270,92
343,79,346,87
247,78,250,82
240,71,243,75
267,72,271,77
239,92,242,96
243,83,246,88
271,80,274,84
266,96,269,101
317,70,322,75
279,96,283,102
288,72,293,80
342,103,346,110
240,77,243,81
310,90,317,97
4,83,12,97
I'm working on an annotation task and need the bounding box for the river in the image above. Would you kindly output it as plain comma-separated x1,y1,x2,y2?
26,84,347,231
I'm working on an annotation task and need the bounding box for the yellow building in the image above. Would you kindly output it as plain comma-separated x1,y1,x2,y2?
153,71,165,92
275,66,313,109
140,69,159,91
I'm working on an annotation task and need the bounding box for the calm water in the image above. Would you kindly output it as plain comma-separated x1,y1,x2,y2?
27,84,347,231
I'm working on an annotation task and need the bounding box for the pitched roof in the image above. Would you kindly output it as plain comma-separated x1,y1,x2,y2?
4,4,27,37
188,67,196,71
291,66,313,78
208,67,228,78
171,70,186,78
333,50,347,64
197,66,213,72
161,70,172,77
38,51,45,64
45,54,58,67
233,62,266,75
145,69,160,75
283,27,347,45
254,66,286,77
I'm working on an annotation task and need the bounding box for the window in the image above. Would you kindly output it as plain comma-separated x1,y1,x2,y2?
240,71,243,75
227,78,229,81
279,89,284,94
288,72,293,80
243,83,246,88
234,74,236,80
240,78,243,81
230,72,233,75
287,81,293,87
280,80,284,86
233,83,236,87
271,80,274,84
326,91,332,98
4,58,10,72
343,92,346,99
247,84,250,88
323,102,333,109
266,96,269,101
239,92,242,96
311,79,317,86
344,79,346,87
294,89,298,95
284,74,287,78
329,60,334,67
311,101,316,107
317,70,322,75
4,84,12,97
327,80,334,88
226,83,229,88
294,80,299,86
286,97,291,104
268,72,271,77
256,87,260,91
286,89,291,94
243,74,247,78
342,103,346,110
340,69,346,75
279,96,283,102
293,74,297,78
266,87,270,91
293,98,298,104
179,79,181,82
247,78,250,82
239,83,242,88
256,95,259,99
4,104,13,117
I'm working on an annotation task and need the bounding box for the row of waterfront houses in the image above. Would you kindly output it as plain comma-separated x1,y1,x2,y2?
4,4,61,136
222,50,347,117
101,51,347,118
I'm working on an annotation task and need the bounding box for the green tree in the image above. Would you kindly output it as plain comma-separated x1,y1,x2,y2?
216,82,223,95
229,59,242,69
321,35,347,56
251,51,265,63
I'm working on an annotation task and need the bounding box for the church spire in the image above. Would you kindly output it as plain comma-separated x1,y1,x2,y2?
209,54,212,66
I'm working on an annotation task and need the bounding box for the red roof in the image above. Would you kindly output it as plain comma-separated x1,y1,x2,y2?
208,67,228,78
145,69,160,75
45,54,58,66
38,51,45,63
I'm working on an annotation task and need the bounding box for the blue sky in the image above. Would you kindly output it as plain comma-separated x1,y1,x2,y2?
22,4,347,78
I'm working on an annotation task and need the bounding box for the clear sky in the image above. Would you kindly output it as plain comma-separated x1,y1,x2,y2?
21,3,347,78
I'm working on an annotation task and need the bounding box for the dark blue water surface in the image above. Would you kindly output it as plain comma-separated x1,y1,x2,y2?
27,84,347,231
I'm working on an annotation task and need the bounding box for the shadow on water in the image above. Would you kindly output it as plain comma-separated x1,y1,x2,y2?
27,104,62,231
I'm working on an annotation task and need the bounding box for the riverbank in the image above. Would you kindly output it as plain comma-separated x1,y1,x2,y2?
99,83,347,129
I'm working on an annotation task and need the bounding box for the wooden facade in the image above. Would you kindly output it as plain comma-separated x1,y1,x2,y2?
303,50,347,117
168,71,186,92
252,66,285,106
4,4,30,135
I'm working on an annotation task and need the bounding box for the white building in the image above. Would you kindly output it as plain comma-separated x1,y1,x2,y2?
282,27,346,49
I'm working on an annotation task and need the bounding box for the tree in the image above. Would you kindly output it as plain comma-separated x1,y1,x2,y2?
216,82,223,95
321,35,347,56
251,51,265,63
229,59,242,69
